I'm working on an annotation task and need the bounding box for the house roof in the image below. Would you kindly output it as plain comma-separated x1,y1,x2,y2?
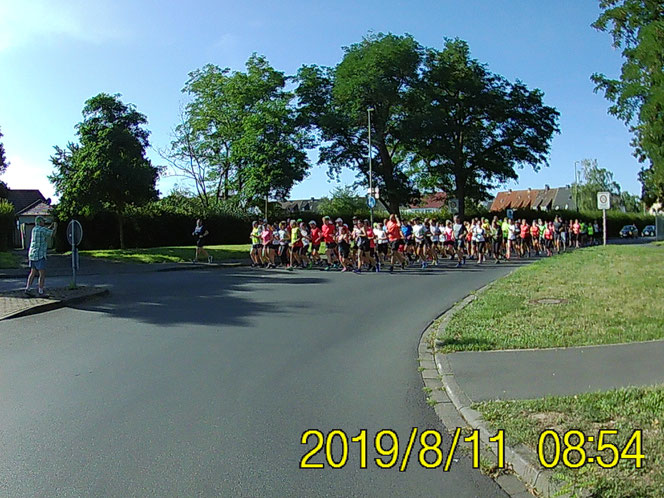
4,189,46,213
407,192,447,210
490,187,576,211
532,188,557,210
491,189,540,211
17,200,53,216
279,198,322,212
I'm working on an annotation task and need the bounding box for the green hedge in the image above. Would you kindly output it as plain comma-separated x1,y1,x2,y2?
0,199,14,251
54,209,252,251
485,208,654,237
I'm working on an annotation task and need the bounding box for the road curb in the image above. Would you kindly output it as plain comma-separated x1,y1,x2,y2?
0,287,110,320
418,284,569,498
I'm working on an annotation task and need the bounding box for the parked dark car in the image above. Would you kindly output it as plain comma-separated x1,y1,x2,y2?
619,225,639,238
642,225,656,237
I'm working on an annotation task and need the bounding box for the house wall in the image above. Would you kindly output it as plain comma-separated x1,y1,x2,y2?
16,215,55,250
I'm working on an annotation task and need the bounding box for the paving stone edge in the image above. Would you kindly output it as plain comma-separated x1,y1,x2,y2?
418,283,569,498
1,287,110,320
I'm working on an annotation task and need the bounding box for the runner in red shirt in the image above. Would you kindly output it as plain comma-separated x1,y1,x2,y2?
520,220,531,257
321,216,338,270
386,214,406,272
309,220,322,266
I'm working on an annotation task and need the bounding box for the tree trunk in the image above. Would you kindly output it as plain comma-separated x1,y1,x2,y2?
454,174,466,218
223,168,229,201
377,142,400,215
118,213,125,249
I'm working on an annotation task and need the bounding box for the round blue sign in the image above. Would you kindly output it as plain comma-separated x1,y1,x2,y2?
367,196,376,208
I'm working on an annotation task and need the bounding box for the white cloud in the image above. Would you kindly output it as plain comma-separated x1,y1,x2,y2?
0,0,130,52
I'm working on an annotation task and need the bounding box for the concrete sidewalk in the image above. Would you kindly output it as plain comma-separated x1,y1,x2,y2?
445,340,664,402
0,285,109,320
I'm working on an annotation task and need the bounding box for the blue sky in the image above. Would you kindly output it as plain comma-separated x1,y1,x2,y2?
0,0,640,202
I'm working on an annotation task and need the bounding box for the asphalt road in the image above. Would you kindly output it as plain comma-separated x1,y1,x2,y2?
0,263,522,497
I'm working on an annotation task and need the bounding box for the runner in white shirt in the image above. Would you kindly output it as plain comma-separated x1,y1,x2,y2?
411,218,428,269
430,221,442,265
373,222,389,268
472,220,487,264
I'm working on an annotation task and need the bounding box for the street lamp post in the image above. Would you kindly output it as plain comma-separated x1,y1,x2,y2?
574,160,580,212
368,107,374,225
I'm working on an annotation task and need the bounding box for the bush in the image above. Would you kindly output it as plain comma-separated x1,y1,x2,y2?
53,203,252,251
0,199,14,251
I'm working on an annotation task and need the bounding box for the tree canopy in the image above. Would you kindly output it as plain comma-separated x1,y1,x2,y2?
297,34,558,216
297,33,422,214
49,93,160,248
405,39,559,216
165,54,311,214
592,0,664,205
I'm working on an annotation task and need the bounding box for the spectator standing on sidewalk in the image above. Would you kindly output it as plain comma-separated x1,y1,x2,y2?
24,216,57,297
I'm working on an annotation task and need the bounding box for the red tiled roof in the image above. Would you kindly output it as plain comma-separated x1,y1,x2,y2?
409,192,447,209
490,189,540,211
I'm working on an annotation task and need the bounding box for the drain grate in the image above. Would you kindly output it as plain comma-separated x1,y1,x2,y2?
532,298,567,305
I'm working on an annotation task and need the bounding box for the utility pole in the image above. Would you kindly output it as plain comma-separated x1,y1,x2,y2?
574,160,580,212
368,107,374,225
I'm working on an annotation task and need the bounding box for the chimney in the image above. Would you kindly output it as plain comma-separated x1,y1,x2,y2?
527,187,531,192
545,184,550,191
508,189,512,193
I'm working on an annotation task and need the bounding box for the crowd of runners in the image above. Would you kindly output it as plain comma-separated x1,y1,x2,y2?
246,214,603,272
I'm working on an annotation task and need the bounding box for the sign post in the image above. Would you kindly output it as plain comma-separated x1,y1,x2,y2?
597,192,610,246
66,220,83,287
506,208,514,220
448,199,459,215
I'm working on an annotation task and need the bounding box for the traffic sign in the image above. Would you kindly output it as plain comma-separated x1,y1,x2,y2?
597,192,611,210
448,199,459,214
506,208,514,220
367,196,376,209
67,220,83,246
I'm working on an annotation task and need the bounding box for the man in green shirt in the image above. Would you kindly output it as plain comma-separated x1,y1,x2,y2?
25,216,57,297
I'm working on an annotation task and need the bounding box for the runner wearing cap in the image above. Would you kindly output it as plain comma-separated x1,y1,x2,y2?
373,221,388,270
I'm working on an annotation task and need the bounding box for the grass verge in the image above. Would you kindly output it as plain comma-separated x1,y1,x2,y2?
438,245,664,352
475,385,663,497
0,251,21,269
77,244,252,264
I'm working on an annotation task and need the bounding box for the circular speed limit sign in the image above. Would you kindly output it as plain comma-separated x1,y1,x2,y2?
67,219,83,246
597,192,611,210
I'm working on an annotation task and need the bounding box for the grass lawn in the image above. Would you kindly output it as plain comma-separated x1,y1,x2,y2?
437,245,664,352
0,251,21,269
77,244,252,264
476,385,664,497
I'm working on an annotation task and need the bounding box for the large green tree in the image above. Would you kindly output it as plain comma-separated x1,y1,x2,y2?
167,54,310,213
574,158,621,210
297,33,422,214
405,39,559,216
592,0,664,205
50,93,159,248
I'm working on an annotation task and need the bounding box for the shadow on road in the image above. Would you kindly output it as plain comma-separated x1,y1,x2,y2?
68,270,324,328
